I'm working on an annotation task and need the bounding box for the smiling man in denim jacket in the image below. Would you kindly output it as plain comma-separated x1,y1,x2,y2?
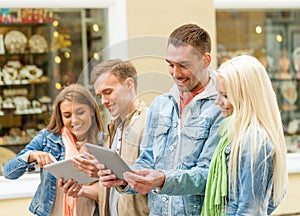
98,24,223,216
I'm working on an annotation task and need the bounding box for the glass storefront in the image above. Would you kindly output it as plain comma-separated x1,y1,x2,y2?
0,8,107,175
216,9,300,153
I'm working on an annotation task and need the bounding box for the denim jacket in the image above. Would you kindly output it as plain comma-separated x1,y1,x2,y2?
3,129,100,216
225,127,281,216
3,129,64,216
128,70,223,216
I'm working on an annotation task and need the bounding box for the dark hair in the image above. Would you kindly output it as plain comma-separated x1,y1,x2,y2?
168,24,211,56
46,84,103,144
90,59,138,91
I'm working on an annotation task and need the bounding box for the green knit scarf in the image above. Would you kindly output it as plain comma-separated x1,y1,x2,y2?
201,117,231,216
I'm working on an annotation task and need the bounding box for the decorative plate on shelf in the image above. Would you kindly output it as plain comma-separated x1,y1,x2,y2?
29,34,48,53
4,30,27,54
20,65,43,80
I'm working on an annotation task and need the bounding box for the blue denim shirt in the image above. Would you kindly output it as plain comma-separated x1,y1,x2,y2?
225,127,281,216
129,70,223,216
3,129,101,216
3,129,65,216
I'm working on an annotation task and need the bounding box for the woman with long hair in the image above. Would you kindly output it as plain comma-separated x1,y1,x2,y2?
202,55,287,215
4,84,103,216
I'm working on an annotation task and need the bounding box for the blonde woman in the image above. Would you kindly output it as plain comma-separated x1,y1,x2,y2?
202,55,287,215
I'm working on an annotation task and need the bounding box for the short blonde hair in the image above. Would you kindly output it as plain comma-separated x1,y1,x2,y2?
90,59,138,91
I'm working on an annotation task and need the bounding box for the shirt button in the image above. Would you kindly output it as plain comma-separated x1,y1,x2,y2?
162,197,167,202
169,146,174,151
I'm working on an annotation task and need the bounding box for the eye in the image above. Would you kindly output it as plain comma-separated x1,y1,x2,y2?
103,89,112,95
63,113,71,118
180,64,188,69
76,108,85,115
222,93,228,99
168,62,174,68
166,59,174,68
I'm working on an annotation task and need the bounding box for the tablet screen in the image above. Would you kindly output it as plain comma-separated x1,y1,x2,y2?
44,157,98,184
85,143,132,180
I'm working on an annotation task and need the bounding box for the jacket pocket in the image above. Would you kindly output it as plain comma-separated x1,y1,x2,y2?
148,193,163,215
152,116,172,156
183,116,210,141
181,195,202,215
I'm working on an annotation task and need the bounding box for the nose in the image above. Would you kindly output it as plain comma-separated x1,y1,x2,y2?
101,95,109,106
215,95,221,105
72,113,79,122
170,65,183,79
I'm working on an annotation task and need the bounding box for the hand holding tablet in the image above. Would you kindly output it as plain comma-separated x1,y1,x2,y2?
44,155,98,185
85,143,132,180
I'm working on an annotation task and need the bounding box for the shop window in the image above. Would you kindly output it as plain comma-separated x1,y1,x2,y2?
216,9,300,153
0,8,109,176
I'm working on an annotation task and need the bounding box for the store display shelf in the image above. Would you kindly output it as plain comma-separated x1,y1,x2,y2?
0,108,48,117
0,51,49,56
0,22,52,27
0,143,28,147
0,79,50,86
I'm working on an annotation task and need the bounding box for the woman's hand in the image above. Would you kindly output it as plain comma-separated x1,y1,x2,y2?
29,151,57,167
58,178,99,200
58,178,83,197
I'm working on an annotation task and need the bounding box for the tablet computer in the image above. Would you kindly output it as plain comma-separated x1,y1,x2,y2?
44,156,98,185
85,143,132,180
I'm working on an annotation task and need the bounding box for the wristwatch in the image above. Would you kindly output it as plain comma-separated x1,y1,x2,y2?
152,187,162,194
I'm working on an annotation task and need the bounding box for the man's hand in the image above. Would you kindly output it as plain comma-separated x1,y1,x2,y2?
123,169,165,195
97,163,127,188
72,152,99,178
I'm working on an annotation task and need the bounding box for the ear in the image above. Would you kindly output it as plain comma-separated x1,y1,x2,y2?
203,52,211,68
125,77,134,89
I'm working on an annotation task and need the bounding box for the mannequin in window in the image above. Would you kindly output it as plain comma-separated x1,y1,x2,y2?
276,55,292,80
276,55,298,111
293,47,300,79
256,53,274,76
296,55,300,78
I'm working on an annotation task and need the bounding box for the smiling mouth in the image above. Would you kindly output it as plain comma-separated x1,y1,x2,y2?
106,104,114,111
221,107,230,112
72,125,83,130
176,79,188,85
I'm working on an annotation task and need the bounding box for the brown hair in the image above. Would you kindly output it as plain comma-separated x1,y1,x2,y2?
168,24,211,56
46,84,103,144
90,59,138,91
